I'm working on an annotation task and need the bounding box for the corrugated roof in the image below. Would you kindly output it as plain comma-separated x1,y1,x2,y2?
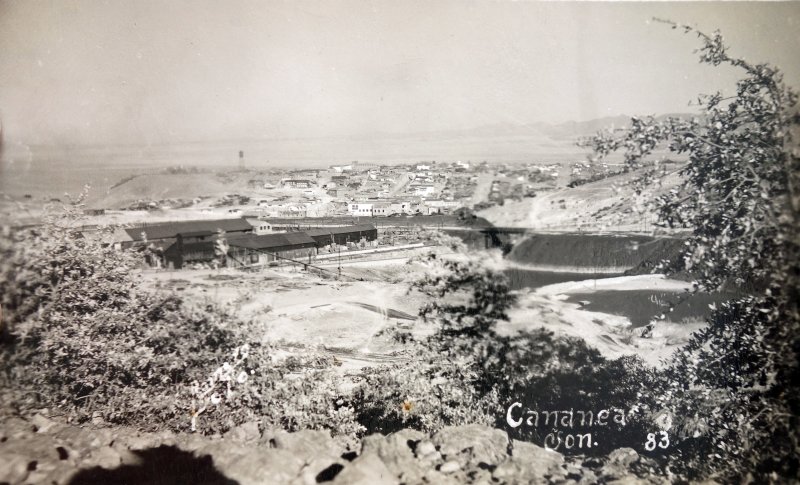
228,232,316,250
305,224,376,237
125,218,253,241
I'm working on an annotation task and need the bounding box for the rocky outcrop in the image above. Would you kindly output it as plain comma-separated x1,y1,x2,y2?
0,415,668,484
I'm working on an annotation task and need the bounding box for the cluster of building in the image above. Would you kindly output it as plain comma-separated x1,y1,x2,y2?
184,160,487,221
320,161,478,217
117,217,378,269
107,159,582,224
347,199,460,217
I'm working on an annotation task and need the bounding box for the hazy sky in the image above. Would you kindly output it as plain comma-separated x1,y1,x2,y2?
1,1,799,147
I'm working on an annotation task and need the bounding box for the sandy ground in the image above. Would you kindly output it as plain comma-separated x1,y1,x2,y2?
140,259,433,373
504,274,704,367
141,256,704,373
536,274,693,295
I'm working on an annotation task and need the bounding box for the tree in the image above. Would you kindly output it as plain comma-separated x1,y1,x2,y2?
354,250,651,455
586,19,799,481
353,253,515,433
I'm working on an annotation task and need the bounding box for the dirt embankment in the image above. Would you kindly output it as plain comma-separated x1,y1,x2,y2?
477,167,683,233
507,233,684,273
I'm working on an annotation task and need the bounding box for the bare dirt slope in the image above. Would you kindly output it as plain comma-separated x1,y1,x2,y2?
478,168,682,233
89,171,298,209
140,262,430,371
90,173,232,208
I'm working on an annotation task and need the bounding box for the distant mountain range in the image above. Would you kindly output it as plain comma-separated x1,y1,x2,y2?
365,112,697,143
1,113,698,178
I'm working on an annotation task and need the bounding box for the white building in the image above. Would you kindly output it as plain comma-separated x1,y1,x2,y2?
330,164,353,173
390,201,412,214
348,202,374,216
411,184,436,196
246,218,275,235
424,199,460,214
372,203,391,216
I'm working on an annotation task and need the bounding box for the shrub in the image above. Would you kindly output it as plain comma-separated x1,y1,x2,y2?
353,253,512,433
500,329,655,454
354,252,654,459
355,357,498,435
0,201,360,437
186,347,363,437
647,297,799,480
586,20,800,481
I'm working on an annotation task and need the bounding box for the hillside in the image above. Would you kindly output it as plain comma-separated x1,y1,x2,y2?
477,167,683,233
88,171,285,209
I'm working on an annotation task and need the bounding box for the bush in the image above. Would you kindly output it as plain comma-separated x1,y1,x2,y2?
354,252,656,461
188,348,363,437
647,297,799,480
586,20,800,482
0,202,360,437
354,358,499,435
501,329,655,455
353,253,512,433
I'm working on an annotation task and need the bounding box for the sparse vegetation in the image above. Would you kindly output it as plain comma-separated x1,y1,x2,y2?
0,200,360,438
355,252,654,462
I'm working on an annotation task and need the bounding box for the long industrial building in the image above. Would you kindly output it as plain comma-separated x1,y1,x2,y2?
161,223,377,269
120,218,254,250
305,224,378,247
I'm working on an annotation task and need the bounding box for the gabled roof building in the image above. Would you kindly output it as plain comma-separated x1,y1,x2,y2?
124,218,253,242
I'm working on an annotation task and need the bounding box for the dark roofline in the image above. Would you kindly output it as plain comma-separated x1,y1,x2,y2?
227,232,316,250
124,218,253,241
305,224,377,236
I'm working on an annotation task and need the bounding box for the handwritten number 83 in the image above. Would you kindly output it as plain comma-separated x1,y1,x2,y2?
645,431,669,451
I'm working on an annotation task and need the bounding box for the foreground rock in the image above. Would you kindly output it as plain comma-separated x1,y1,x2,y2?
0,416,667,484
